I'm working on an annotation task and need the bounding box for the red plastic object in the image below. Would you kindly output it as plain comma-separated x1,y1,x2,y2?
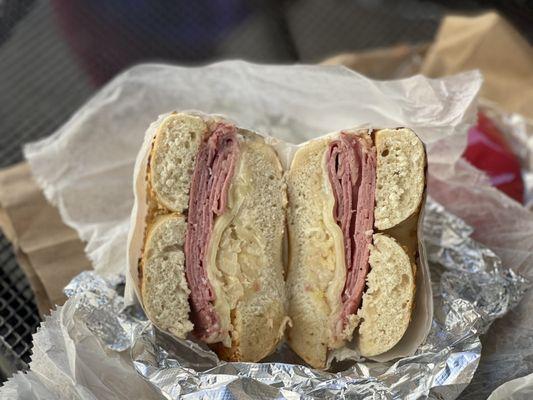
463,112,524,204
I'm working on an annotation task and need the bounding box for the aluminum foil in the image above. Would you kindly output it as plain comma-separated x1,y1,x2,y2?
64,272,146,352
64,199,529,399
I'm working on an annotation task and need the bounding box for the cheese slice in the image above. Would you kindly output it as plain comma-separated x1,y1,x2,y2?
321,149,349,349
206,146,247,346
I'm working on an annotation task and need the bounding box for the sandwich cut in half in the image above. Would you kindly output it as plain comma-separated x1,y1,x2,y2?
130,112,288,362
286,128,426,369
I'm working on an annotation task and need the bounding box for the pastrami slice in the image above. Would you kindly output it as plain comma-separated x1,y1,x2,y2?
340,139,376,324
326,132,376,336
184,122,239,341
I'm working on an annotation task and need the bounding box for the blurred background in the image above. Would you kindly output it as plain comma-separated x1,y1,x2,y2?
0,0,531,390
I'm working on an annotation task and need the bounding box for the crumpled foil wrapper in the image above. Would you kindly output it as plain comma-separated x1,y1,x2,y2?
63,199,529,399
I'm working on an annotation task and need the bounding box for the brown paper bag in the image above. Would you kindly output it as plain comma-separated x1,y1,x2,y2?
322,43,429,79
323,12,533,121
421,11,533,120
0,163,90,315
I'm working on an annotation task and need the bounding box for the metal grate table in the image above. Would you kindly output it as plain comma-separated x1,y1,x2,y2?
0,237,39,382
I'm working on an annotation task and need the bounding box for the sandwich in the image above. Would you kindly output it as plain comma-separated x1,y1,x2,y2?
130,112,288,362
286,128,426,369
128,112,428,368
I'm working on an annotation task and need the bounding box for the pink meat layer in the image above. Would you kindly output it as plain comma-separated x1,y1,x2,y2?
184,122,239,341
326,132,376,335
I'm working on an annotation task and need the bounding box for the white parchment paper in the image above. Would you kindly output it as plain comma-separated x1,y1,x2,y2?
24,61,481,279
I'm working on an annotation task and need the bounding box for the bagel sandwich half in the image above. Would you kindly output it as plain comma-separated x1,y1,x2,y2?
286,128,426,369
131,112,288,362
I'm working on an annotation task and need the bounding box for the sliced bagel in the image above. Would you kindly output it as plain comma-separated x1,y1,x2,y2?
133,117,427,367
135,112,288,362
206,138,288,361
286,128,425,369
149,113,206,212
141,213,193,339
374,128,425,230
357,233,415,357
